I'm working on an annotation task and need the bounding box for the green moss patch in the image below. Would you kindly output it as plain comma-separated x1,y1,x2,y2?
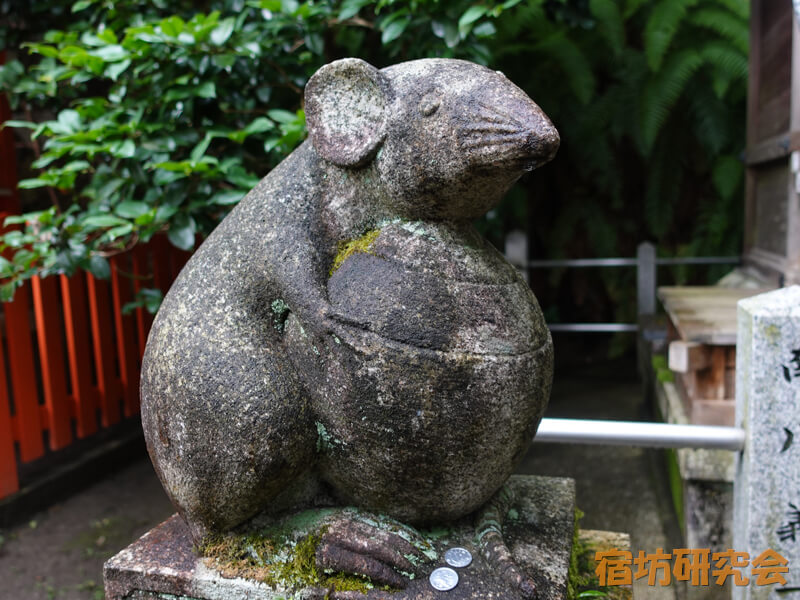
329,229,381,276
567,508,612,600
651,354,674,383
199,510,389,595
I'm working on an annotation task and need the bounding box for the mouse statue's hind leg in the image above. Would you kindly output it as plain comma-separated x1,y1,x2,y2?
140,256,318,542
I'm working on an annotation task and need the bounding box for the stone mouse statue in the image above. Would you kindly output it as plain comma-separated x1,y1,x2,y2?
141,57,559,597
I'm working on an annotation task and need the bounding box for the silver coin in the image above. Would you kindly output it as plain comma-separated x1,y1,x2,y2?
429,567,459,591
444,547,473,568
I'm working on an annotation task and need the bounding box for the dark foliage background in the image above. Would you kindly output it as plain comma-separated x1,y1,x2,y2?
0,0,748,350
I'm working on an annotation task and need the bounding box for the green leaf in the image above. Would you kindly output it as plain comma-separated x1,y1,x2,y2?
243,116,274,135
211,190,246,205
281,0,299,14
18,178,52,189
155,204,179,222
266,109,296,124
0,256,14,278
105,59,131,81
339,0,369,20
90,45,128,62
382,16,411,44
142,288,163,313
109,139,136,158
88,255,110,279
1,120,37,129
190,133,214,162
210,18,235,45
115,201,150,219
160,16,185,38
711,155,743,202
62,160,91,172
472,21,496,38
432,21,460,48
82,214,129,228
168,214,196,251
57,109,81,134
458,5,488,38
0,281,18,303
71,0,92,12
196,81,216,98
105,224,134,240
304,33,324,55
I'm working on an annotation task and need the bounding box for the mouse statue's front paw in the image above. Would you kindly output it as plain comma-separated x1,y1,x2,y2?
315,514,433,590
476,486,538,600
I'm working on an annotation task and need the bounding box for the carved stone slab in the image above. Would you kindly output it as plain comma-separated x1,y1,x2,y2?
104,475,575,600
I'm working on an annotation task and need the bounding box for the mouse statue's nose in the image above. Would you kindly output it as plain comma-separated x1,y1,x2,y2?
521,115,560,171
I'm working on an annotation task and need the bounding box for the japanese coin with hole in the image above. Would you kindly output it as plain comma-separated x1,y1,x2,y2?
444,547,473,568
430,567,459,591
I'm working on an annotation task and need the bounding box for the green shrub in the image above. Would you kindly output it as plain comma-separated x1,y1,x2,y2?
0,0,748,317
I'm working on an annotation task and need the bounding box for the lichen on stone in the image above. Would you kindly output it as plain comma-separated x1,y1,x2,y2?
315,421,347,453
329,229,381,276
270,298,291,332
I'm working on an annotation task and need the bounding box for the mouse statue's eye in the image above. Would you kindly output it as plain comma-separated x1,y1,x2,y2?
419,92,441,117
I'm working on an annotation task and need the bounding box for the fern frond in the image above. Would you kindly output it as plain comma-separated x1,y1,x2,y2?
640,50,703,152
533,32,595,104
691,7,748,55
687,83,731,154
699,42,748,83
709,0,749,21
590,0,624,56
644,0,698,71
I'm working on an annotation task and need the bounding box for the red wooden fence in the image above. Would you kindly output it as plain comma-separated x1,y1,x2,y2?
0,51,192,501
0,241,190,500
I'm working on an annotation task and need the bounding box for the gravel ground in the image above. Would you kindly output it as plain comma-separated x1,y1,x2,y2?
0,359,681,600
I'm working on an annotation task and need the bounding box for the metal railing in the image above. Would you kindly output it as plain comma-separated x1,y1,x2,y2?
506,238,740,334
534,418,745,451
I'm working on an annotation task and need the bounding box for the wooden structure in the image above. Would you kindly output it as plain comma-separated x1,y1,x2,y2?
744,0,800,285
659,286,771,427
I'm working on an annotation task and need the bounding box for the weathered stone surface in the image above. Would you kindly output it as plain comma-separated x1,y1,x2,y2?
104,476,575,600
140,56,558,547
734,286,800,599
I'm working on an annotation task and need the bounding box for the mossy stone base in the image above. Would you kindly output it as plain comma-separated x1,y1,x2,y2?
104,476,577,600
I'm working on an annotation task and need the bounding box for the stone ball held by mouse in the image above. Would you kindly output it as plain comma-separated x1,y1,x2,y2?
139,57,560,543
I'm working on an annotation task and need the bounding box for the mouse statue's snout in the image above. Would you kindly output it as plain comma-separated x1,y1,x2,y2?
521,110,560,171
458,85,560,174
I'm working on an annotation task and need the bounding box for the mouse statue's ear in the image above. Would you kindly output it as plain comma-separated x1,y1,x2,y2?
305,58,389,168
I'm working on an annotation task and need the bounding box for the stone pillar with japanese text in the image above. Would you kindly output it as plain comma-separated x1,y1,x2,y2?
734,286,800,599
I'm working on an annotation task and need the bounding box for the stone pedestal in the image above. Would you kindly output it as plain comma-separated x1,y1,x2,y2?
104,476,576,600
